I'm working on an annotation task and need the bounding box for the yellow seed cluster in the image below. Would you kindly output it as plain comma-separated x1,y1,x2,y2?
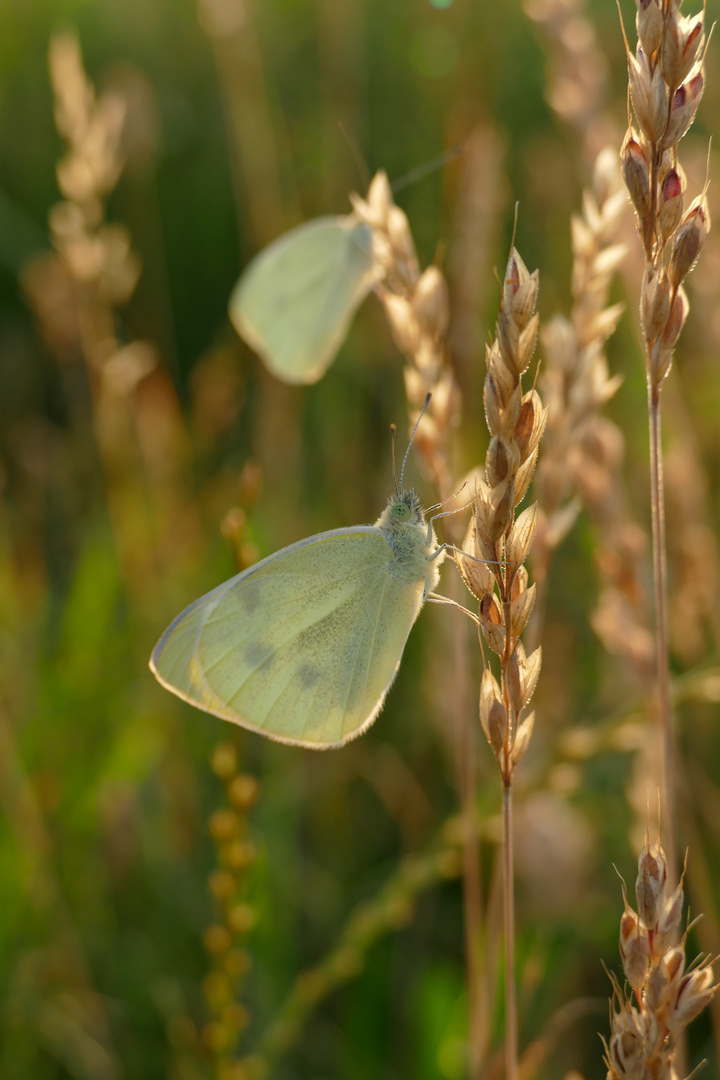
201,741,262,1079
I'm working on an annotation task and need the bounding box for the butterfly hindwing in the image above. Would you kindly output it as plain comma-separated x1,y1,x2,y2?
150,528,427,748
229,216,377,385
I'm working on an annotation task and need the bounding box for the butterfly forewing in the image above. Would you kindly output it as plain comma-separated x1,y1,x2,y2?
151,528,427,748
229,216,376,385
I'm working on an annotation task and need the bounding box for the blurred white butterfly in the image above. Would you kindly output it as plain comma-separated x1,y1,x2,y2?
229,214,379,385
150,478,445,748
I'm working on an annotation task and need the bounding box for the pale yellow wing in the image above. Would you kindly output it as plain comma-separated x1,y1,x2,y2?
228,216,377,385
150,528,427,748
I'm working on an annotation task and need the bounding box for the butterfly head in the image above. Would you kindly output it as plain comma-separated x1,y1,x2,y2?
387,488,425,526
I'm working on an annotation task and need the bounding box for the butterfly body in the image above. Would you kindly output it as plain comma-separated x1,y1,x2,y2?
150,489,443,748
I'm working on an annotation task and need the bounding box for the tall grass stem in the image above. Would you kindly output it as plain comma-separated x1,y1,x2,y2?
502,781,517,1080
648,382,677,880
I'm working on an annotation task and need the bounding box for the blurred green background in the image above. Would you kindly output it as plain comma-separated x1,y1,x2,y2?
1,1,720,1078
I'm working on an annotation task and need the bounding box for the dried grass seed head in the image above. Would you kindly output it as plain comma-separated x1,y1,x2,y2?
498,310,540,379
627,45,668,143
513,448,540,506
620,128,652,224
366,170,393,230
666,957,719,1034
507,639,542,713
619,902,650,993
510,581,537,638
644,944,686,1016
486,434,521,487
484,341,521,437
636,833,667,932
479,668,508,759
660,3,705,91
662,70,705,150
503,247,538,329
608,998,659,1079
668,192,710,288
661,286,689,352
505,502,539,569
455,514,496,600
514,389,546,461
479,591,506,655
654,871,685,951
487,477,516,541
641,265,671,344
383,291,421,356
659,164,685,240
635,0,664,57
413,265,449,338
511,707,535,765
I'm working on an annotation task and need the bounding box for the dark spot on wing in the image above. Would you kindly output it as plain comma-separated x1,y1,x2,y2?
244,642,273,668
297,663,321,688
241,581,261,613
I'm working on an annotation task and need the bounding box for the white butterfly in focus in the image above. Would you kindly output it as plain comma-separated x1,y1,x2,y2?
229,214,380,385
150,485,445,749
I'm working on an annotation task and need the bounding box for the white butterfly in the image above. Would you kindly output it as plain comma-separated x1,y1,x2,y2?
229,215,380,385
150,485,445,749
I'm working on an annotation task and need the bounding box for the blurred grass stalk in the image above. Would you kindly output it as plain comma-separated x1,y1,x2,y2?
619,0,710,885
24,32,201,618
529,147,627,650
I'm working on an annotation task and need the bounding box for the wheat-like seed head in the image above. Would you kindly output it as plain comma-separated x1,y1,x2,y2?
352,173,459,500
454,247,546,781
605,835,718,1080
620,0,710,388
534,150,626,570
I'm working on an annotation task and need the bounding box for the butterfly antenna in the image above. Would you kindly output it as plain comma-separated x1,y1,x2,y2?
399,393,431,494
391,142,467,194
429,496,474,531
339,116,370,190
390,424,399,496
426,480,469,514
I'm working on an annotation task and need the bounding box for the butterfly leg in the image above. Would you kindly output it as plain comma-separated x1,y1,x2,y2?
425,592,480,626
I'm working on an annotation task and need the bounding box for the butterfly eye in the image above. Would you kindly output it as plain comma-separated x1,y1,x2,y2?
392,501,411,521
